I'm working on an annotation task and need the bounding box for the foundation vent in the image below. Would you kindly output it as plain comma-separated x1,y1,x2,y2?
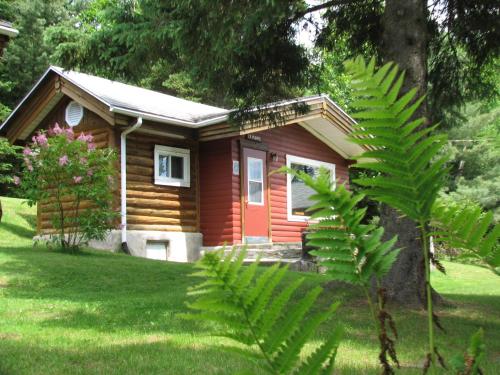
145,241,169,261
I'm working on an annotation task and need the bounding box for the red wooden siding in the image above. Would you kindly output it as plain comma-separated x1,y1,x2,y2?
200,123,350,246
262,124,349,242
199,139,242,246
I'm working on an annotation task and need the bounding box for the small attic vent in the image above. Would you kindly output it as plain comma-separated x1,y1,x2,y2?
65,101,84,127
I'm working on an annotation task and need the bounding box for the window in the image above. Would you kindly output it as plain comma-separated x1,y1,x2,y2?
286,155,335,222
247,157,264,205
154,145,190,187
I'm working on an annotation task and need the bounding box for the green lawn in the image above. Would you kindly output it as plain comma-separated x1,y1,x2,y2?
0,196,499,374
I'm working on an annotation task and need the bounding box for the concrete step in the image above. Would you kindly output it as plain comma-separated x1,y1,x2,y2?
201,242,303,260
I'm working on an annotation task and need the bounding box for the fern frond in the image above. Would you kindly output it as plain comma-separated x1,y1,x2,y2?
184,248,343,374
344,56,449,223
279,166,399,287
431,200,500,273
278,165,403,372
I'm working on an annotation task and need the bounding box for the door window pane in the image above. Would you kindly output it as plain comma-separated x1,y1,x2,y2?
249,181,263,204
248,158,263,181
171,156,184,179
248,157,264,204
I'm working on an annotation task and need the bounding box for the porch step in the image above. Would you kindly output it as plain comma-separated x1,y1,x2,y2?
201,242,303,261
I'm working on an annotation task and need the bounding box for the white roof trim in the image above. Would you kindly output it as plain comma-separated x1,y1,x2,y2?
0,24,18,38
109,106,229,128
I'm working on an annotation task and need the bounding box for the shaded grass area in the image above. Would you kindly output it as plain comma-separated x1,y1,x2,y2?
0,196,499,374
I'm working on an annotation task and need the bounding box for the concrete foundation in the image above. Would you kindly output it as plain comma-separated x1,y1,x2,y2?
35,230,203,263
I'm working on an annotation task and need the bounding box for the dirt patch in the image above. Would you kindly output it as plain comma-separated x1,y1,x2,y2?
0,332,21,340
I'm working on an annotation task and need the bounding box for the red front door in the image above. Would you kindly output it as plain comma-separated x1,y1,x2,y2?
243,148,269,243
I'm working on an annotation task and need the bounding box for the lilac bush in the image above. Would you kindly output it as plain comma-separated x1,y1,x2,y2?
16,123,118,252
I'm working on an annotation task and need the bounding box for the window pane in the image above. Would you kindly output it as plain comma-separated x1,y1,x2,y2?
290,162,325,216
159,155,169,177
291,178,315,216
248,158,263,181
171,156,184,179
249,181,263,204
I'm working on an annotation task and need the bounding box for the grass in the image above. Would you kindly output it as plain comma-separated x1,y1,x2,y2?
0,196,499,374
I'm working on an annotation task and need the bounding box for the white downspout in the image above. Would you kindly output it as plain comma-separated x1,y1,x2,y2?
120,117,143,249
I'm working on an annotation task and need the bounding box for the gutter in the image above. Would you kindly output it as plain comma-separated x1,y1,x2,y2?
120,117,142,253
109,106,229,128
0,24,19,38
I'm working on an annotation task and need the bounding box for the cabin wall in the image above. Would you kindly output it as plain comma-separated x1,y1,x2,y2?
199,139,242,246
123,131,199,233
261,124,349,242
200,123,350,246
35,97,115,234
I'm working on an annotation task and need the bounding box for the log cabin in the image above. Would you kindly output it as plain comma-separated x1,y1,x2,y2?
0,67,365,262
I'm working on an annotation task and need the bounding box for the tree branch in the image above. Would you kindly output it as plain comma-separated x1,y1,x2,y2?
289,0,362,25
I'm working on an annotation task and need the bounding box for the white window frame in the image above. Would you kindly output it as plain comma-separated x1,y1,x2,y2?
247,157,264,206
154,145,190,187
286,154,335,222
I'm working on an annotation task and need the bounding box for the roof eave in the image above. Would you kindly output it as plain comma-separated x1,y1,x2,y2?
0,66,55,135
109,106,229,128
0,24,18,38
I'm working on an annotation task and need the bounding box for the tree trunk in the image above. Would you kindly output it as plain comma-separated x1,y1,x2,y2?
380,0,443,306
0,198,2,223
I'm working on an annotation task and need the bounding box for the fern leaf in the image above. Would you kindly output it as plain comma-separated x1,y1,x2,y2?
280,166,399,290
294,326,343,375
263,286,323,355
248,265,288,323
274,302,341,374
257,277,304,339
344,56,450,223
184,248,342,373
431,200,500,272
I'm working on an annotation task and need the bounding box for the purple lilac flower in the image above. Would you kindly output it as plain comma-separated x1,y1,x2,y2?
51,123,63,135
23,147,33,156
65,127,75,140
13,176,20,185
73,176,83,183
59,155,69,166
36,133,48,147
77,133,93,143
24,157,33,171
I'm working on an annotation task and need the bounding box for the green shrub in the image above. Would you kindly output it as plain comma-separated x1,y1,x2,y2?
16,123,118,252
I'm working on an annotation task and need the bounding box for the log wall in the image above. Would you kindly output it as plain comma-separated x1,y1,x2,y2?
124,132,199,233
35,97,115,234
